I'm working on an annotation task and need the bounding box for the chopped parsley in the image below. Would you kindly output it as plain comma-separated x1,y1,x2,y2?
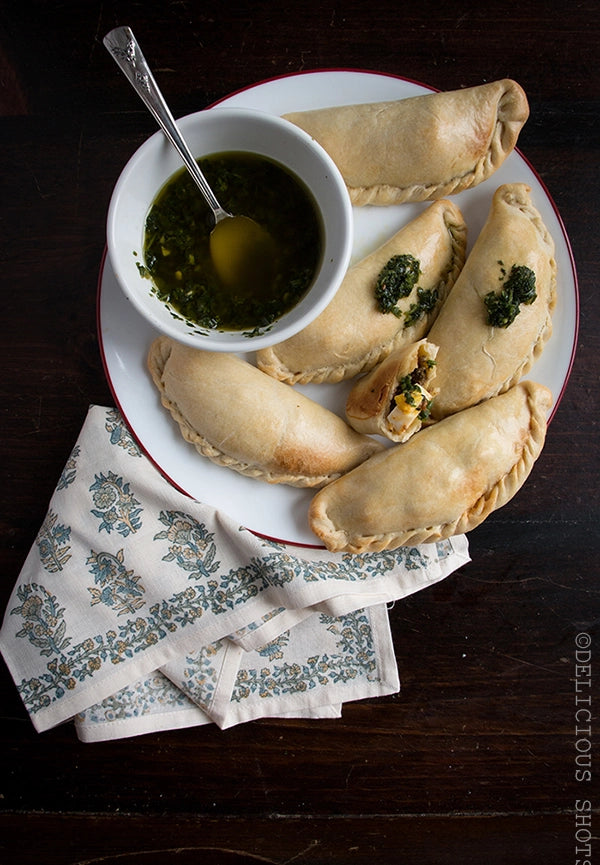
373,253,443,329
484,264,537,328
403,287,440,328
374,254,421,316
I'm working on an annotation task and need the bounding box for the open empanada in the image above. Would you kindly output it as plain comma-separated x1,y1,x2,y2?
256,199,466,385
309,381,552,552
148,336,383,488
283,79,529,205
428,183,556,420
345,339,439,442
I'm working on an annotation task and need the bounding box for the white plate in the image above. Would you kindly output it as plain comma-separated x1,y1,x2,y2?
98,70,579,547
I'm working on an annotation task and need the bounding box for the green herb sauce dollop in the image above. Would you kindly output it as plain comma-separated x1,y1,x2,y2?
484,263,537,328
374,254,421,317
374,252,441,329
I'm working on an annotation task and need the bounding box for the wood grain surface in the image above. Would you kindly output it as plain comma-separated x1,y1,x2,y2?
0,1,598,863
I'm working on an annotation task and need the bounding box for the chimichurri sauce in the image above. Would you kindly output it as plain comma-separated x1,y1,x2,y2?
141,151,323,332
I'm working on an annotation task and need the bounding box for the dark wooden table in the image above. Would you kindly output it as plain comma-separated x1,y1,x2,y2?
1,2,598,863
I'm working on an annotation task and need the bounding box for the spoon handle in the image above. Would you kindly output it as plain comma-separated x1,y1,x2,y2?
103,26,227,221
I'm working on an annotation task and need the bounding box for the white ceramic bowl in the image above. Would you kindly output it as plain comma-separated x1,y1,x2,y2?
106,106,353,352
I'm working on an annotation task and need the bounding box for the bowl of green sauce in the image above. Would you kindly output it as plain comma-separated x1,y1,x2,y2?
106,107,353,351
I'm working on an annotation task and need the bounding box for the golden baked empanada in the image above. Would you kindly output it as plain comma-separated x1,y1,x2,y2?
256,199,466,385
283,79,529,205
309,381,552,552
148,336,383,488
345,339,439,442
428,183,556,421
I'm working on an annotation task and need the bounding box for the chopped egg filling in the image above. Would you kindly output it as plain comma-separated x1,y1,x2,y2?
387,384,432,439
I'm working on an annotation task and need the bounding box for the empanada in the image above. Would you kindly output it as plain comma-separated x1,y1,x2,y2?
256,199,466,385
309,381,552,552
283,79,529,205
345,339,439,442
148,336,383,488
428,183,556,421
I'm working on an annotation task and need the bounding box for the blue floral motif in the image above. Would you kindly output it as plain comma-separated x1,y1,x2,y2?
89,471,143,536
229,607,286,641
249,549,308,589
10,582,208,715
36,510,72,573
56,445,80,490
435,539,454,560
259,540,431,583
256,631,290,662
77,672,195,724
10,583,71,658
361,546,431,572
232,610,377,702
180,642,224,711
86,548,146,616
154,510,271,614
104,409,142,457
154,510,219,581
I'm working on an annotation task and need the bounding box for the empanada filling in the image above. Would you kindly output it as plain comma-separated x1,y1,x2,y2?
386,355,436,438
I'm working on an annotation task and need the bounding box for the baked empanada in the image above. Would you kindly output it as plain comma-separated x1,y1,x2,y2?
256,199,466,385
148,336,383,488
345,339,439,442
428,183,556,421
283,79,529,205
309,381,552,552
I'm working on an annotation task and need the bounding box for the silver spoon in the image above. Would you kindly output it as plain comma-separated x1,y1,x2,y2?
103,26,274,291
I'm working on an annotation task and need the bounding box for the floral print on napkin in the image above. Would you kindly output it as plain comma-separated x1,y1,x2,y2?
0,406,470,738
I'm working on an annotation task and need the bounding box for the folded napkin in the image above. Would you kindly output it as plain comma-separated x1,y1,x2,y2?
0,406,469,740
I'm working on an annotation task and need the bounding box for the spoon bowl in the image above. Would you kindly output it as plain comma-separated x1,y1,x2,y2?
209,215,278,294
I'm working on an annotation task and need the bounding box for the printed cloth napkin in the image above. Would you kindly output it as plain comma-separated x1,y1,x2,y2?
0,406,469,740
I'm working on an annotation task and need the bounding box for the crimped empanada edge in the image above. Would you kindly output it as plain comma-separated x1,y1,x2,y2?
309,380,551,553
475,184,557,401
258,200,467,386
147,336,343,489
347,79,529,206
430,182,557,419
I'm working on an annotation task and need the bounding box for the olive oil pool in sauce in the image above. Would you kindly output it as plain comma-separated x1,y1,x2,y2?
142,151,323,332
